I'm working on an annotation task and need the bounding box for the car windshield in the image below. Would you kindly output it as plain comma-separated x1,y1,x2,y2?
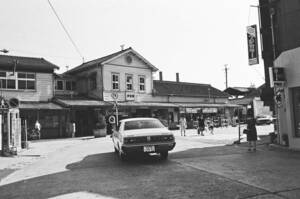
124,119,165,130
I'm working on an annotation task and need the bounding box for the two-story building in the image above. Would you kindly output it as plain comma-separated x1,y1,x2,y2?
55,47,178,136
54,47,238,136
0,55,68,139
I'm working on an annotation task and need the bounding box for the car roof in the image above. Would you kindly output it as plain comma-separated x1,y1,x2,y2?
120,117,159,123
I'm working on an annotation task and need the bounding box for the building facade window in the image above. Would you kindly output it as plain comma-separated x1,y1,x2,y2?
17,72,35,90
112,73,120,90
0,71,35,90
292,87,300,137
138,75,145,92
126,74,133,91
56,80,64,90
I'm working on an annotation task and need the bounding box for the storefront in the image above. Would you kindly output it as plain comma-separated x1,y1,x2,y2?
274,47,300,150
54,98,113,137
176,103,240,128
113,101,178,127
19,102,68,139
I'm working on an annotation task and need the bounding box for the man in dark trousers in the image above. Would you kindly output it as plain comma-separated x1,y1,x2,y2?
197,115,205,136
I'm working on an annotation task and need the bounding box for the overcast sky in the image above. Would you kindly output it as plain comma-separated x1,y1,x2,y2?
0,0,264,90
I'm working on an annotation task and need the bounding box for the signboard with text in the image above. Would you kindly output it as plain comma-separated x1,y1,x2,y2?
125,92,135,101
202,108,218,113
247,25,259,65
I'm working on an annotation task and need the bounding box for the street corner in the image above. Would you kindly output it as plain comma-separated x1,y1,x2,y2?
0,168,17,183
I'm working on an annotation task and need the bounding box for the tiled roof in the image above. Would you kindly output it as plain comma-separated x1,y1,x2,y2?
53,97,112,108
153,80,230,98
229,97,254,105
20,102,65,110
0,55,59,72
224,87,256,96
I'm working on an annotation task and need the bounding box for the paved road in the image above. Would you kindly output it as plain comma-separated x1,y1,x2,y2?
0,125,299,199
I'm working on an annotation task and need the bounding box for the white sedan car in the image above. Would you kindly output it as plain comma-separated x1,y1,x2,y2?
112,118,176,160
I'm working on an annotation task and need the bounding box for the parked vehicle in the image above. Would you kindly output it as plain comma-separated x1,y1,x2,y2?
255,115,273,125
112,118,176,161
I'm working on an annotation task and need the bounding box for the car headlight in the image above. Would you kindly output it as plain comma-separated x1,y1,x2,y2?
164,135,174,141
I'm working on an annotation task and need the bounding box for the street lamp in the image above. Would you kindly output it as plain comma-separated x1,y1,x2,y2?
0,49,9,54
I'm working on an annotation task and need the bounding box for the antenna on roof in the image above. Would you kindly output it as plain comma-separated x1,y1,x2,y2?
120,44,125,51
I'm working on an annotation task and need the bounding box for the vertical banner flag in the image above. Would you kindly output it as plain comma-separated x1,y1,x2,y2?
247,25,259,65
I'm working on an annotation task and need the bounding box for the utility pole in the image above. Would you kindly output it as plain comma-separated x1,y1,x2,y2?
224,64,229,89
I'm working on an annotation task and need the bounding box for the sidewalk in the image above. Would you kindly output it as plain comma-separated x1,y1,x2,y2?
0,137,93,182
171,134,300,199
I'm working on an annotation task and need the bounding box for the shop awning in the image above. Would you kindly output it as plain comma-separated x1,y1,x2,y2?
20,102,66,110
174,103,241,108
116,101,178,108
54,99,112,108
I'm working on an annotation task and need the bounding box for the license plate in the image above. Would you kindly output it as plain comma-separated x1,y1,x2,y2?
143,146,155,152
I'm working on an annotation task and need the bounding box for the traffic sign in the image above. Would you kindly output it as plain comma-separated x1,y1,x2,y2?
111,92,118,100
108,115,116,124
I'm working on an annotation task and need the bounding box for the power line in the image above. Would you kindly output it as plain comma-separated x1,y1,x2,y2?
47,0,84,63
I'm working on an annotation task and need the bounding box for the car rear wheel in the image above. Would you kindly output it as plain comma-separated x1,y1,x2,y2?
160,151,168,160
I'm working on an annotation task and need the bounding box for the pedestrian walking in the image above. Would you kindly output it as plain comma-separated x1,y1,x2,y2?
207,119,214,135
179,115,187,136
197,115,205,136
35,120,41,139
245,115,257,152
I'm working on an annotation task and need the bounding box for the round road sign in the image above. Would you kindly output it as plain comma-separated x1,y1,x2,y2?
109,115,116,124
111,92,118,100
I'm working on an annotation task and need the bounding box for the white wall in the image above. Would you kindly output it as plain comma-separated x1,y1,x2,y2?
102,53,154,101
1,73,54,102
275,46,300,150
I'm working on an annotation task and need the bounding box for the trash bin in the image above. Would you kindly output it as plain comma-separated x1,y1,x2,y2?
21,141,29,149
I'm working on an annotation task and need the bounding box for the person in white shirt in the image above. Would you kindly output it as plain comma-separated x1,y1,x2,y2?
179,116,187,136
35,120,41,139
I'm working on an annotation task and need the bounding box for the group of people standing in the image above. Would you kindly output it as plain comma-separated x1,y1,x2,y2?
179,115,214,136
179,113,258,152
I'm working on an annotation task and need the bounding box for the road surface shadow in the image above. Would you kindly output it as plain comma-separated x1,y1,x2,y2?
0,145,277,199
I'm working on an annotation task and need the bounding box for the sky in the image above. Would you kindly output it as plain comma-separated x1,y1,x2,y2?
0,0,264,90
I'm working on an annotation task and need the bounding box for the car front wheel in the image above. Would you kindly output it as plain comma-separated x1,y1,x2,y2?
160,151,168,160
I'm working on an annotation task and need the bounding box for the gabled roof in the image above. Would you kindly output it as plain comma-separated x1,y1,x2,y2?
0,55,59,72
65,47,158,75
229,97,254,105
153,80,230,98
224,87,257,96
224,85,264,98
